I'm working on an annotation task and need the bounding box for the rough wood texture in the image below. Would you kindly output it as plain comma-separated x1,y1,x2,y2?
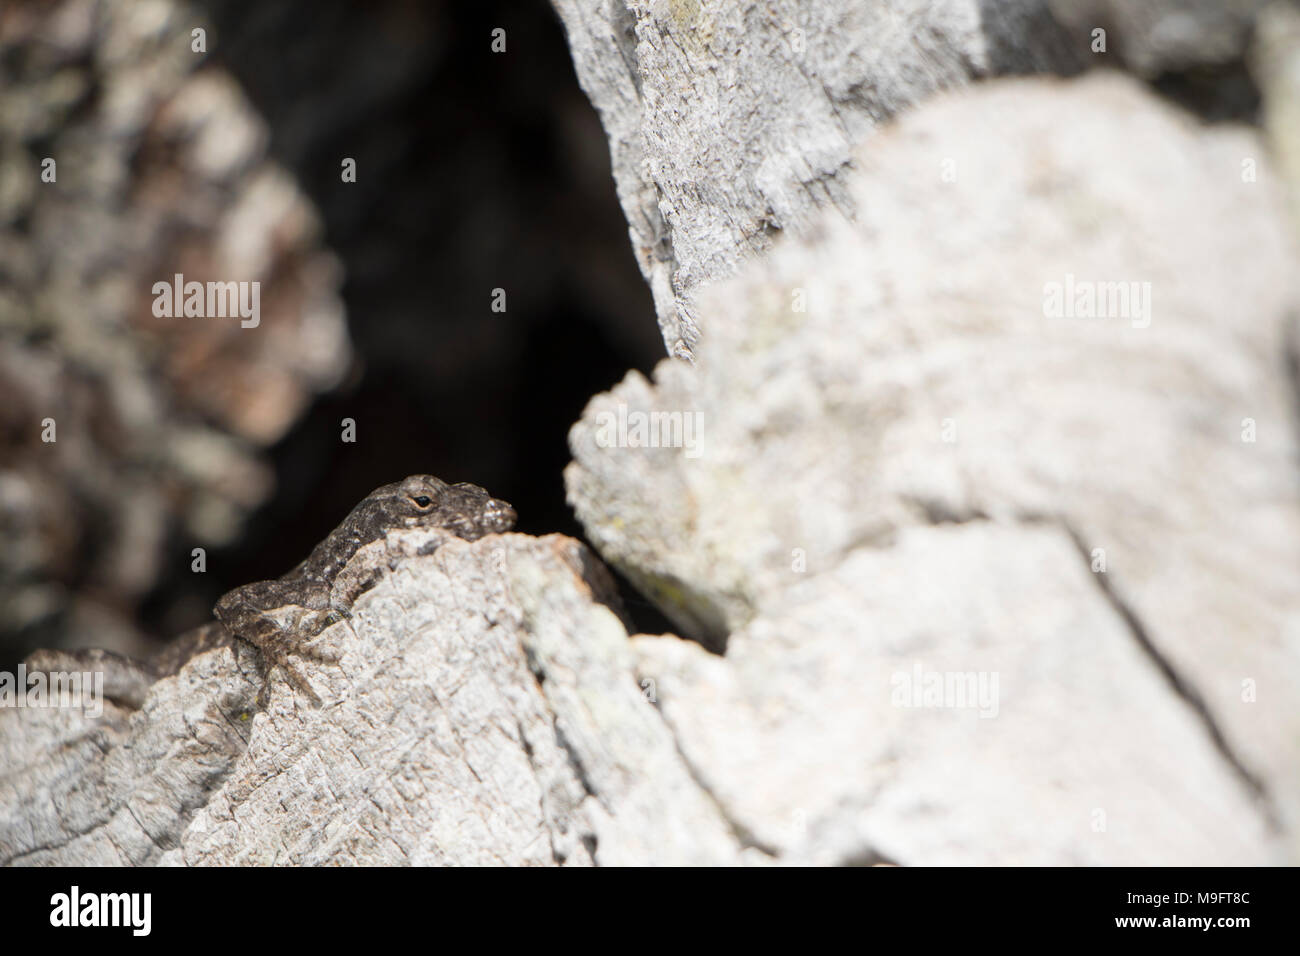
566,72,1300,864
548,0,1283,358
548,0,1092,358
5,0,1299,868
1,531,747,865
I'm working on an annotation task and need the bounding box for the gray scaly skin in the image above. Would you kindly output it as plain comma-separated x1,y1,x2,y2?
213,474,515,701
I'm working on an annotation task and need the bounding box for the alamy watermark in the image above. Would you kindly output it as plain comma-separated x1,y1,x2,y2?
594,403,703,459
0,664,104,719
890,660,999,718
152,273,260,328
50,886,150,936
1043,273,1151,329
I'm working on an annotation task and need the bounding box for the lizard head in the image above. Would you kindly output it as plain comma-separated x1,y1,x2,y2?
391,474,516,540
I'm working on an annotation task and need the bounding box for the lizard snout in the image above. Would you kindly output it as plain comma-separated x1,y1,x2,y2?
483,498,517,533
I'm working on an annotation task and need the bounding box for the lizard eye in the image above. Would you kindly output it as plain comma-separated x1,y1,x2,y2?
412,495,433,508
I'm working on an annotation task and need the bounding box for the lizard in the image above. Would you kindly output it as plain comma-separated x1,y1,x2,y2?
209,474,516,702
24,475,516,707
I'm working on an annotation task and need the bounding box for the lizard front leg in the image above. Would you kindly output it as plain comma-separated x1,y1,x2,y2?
214,578,342,703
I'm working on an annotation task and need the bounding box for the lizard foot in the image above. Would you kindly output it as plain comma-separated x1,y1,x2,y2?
257,631,341,704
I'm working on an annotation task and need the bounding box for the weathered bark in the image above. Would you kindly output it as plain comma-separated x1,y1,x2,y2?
4,0,1299,867
548,0,1278,358
1,532,748,865
566,72,1300,863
